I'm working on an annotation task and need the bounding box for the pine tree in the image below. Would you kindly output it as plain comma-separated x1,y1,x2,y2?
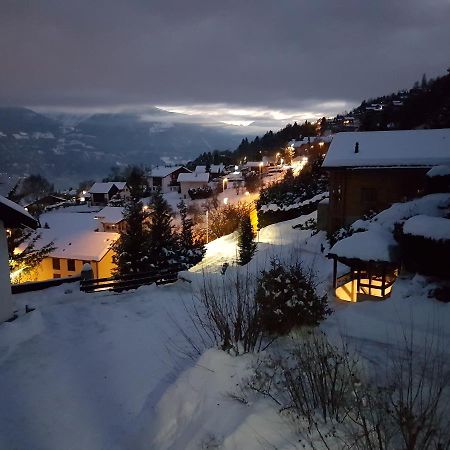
237,214,257,265
112,197,151,275
8,228,55,283
148,190,178,269
177,200,205,268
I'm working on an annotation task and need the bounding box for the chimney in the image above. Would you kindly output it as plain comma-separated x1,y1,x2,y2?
354,142,359,153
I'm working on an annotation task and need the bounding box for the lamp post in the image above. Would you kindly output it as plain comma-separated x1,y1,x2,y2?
206,209,209,244
259,161,263,179
222,177,228,192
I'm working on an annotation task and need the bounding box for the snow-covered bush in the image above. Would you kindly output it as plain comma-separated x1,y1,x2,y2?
255,260,330,335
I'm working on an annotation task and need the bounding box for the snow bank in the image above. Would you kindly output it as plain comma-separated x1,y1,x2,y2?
403,215,450,241
427,165,450,177
259,192,328,212
150,349,296,450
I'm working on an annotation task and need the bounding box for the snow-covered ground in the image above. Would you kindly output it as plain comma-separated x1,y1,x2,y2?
1,210,449,449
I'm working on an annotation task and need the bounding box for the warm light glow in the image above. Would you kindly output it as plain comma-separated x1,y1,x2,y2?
79,197,85,202
245,191,250,196
223,197,229,205
335,278,393,302
82,190,87,195
142,205,149,211
234,165,238,171
319,142,324,147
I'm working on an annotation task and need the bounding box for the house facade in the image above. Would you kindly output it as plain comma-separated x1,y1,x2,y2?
148,166,191,193
322,129,450,232
177,172,210,198
89,182,130,206
26,230,119,281
95,206,127,232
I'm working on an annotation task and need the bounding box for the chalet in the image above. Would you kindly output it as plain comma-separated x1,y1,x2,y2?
95,206,126,232
24,195,67,215
0,195,37,321
321,129,450,233
177,172,210,199
89,182,130,206
148,166,191,193
24,229,119,281
194,166,207,173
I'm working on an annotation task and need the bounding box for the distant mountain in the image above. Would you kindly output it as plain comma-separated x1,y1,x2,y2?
0,106,246,188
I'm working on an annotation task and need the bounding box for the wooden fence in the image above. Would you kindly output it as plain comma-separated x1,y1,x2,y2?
80,264,183,293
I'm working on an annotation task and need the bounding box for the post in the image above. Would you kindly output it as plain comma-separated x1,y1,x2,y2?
332,257,337,289
206,209,209,244
0,220,15,322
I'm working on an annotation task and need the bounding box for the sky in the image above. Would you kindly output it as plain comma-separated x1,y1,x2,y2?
1,0,449,130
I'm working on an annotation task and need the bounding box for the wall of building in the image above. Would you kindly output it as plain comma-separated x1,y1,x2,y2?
328,167,427,232
23,248,117,282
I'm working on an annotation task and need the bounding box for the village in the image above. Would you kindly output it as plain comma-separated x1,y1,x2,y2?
0,124,450,449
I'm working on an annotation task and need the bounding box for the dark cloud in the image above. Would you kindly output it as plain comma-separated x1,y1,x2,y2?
1,0,449,119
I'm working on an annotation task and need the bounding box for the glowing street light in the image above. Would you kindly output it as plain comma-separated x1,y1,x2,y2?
222,177,228,191
223,197,229,205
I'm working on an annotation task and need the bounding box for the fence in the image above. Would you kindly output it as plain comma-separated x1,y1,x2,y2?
12,276,81,294
80,264,183,293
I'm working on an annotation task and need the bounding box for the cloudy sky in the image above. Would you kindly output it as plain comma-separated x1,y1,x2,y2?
1,0,449,129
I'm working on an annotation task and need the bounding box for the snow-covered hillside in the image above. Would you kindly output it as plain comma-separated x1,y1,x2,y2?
1,212,449,450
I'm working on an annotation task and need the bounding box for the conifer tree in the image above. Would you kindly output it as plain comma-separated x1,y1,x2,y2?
148,190,178,268
237,214,257,265
112,196,151,275
8,228,55,283
177,200,205,268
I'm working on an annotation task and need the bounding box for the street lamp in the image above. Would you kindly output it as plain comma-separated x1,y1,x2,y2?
259,161,263,178
222,177,228,192
206,209,209,243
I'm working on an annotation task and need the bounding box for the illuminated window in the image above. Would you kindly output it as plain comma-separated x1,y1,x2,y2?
67,259,75,271
52,258,60,270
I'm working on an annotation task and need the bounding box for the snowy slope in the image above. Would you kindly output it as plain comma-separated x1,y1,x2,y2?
1,210,449,450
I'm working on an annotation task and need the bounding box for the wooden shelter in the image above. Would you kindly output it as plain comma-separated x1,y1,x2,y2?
328,230,400,302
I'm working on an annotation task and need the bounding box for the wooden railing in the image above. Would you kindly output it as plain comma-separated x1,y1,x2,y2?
12,276,81,294
80,264,183,293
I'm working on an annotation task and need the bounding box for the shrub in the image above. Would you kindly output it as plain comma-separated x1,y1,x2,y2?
208,202,252,240
188,186,213,199
190,270,264,355
255,260,330,335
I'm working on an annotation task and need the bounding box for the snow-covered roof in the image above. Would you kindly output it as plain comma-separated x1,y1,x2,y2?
0,195,37,229
89,182,116,194
210,164,225,173
194,166,206,173
33,229,119,261
149,166,186,178
403,215,450,241
95,206,125,224
177,173,209,183
426,165,450,178
323,129,450,168
89,182,127,194
245,161,267,168
329,230,399,263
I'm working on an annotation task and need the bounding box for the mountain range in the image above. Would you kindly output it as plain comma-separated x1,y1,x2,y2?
0,106,247,188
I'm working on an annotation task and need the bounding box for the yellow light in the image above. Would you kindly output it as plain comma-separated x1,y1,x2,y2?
223,197,228,205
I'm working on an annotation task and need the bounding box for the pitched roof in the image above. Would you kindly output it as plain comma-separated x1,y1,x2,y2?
210,164,225,173
89,182,127,194
149,166,188,178
177,172,209,183
31,229,119,261
0,195,37,229
194,165,207,173
95,206,125,224
323,129,450,168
